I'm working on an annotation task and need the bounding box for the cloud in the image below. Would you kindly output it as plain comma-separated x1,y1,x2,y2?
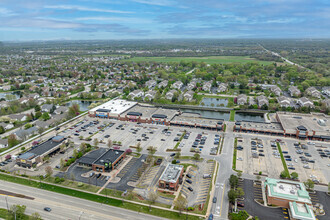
0,7,16,16
132,0,174,6
44,5,133,14
75,16,152,23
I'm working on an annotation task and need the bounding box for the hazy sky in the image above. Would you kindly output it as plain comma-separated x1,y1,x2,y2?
0,0,329,41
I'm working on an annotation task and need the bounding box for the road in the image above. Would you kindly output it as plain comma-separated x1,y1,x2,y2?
259,44,309,70
0,180,165,220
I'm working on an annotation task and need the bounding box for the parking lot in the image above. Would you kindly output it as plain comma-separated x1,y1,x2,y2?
281,139,330,183
235,137,283,177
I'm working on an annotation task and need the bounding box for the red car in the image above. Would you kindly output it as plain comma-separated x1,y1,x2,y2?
237,201,245,207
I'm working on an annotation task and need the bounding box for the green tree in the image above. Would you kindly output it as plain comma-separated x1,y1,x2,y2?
147,146,157,155
35,111,42,119
228,189,237,203
136,142,142,153
45,166,53,177
34,105,41,112
0,126,5,134
280,170,289,179
291,172,299,180
93,138,99,147
8,134,19,148
24,123,32,129
174,195,187,215
193,153,200,161
236,187,245,198
8,204,26,220
174,151,181,159
30,212,42,220
41,112,50,121
68,104,80,118
304,179,315,191
229,174,239,189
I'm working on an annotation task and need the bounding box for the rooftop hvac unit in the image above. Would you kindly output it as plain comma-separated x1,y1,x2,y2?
290,190,295,194
279,185,284,189
115,152,118,154
100,160,104,163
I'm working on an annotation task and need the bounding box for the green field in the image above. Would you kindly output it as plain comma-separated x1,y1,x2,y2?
127,56,275,65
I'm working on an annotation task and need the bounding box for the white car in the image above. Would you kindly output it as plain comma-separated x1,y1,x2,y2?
303,165,310,169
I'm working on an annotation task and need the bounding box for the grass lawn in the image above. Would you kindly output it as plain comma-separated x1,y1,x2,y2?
277,142,289,175
230,110,235,121
127,56,274,65
0,173,200,219
232,138,238,171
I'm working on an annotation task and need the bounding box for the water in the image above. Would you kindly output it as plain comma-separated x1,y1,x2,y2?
182,109,230,121
66,100,96,111
0,92,20,101
235,112,264,122
199,97,228,108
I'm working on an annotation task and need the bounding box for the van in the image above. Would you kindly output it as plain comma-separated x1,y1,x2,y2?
203,174,211,179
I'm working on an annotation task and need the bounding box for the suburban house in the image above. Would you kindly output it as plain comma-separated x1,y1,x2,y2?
28,93,40,99
54,106,69,115
305,87,321,99
41,104,55,113
0,139,8,148
166,90,177,100
257,95,269,107
35,120,52,129
144,90,157,101
288,86,301,97
0,122,14,130
2,85,11,91
158,80,168,88
183,90,195,102
202,81,212,92
322,99,330,108
321,87,330,96
236,94,248,105
145,80,157,89
270,85,282,96
217,83,228,93
8,114,28,122
187,81,196,90
297,97,314,108
277,96,292,108
172,81,183,90
128,90,144,100
14,127,38,140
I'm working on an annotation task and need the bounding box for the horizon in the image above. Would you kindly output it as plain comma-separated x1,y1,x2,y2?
0,0,329,41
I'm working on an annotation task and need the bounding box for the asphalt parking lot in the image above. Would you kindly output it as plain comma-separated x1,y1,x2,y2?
280,139,330,183
236,137,283,177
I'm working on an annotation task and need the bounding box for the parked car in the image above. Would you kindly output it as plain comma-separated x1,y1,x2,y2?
156,158,163,165
188,187,193,192
170,153,176,157
44,207,52,212
186,179,192,184
213,197,217,203
186,174,192,178
237,201,245,207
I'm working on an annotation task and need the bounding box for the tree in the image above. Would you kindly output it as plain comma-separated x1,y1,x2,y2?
8,134,19,148
93,138,99,147
304,179,315,191
45,166,53,176
35,111,42,119
136,142,142,153
147,146,157,155
174,151,181,159
0,126,4,134
229,174,239,189
193,153,200,161
60,158,65,169
24,123,32,129
256,175,261,181
236,187,245,198
291,172,299,180
79,143,87,153
41,112,50,121
228,189,237,203
174,195,187,215
34,105,41,112
280,170,289,179
328,182,330,194
9,204,26,220
30,212,42,220
68,104,80,118
148,192,158,211
107,139,113,148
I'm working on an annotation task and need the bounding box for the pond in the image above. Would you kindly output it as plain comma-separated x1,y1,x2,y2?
0,92,20,101
182,109,230,121
235,112,264,122
199,97,228,108
66,100,96,111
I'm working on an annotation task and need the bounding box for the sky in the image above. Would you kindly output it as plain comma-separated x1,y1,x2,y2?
0,0,329,41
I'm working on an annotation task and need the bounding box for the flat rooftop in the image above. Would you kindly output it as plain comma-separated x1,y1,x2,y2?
78,148,124,166
122,105,157,118
159,164,183,183
90,99,137,115
277,112,330,136
240,122,284,132
265,178,311,204
289,202,315,220
171,113,222,127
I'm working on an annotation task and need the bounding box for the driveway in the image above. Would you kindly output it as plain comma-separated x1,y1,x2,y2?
241,179,284,219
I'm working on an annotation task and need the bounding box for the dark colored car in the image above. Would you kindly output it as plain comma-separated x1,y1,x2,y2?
237,201,245,207
105,135,110,138
259,153,265,157
156,158,163,165
186,179,192,184
188,187,193,192
170,153,176,157
213,197,217,203
44,207,52,212
186,174,192,178
161,139,165,141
